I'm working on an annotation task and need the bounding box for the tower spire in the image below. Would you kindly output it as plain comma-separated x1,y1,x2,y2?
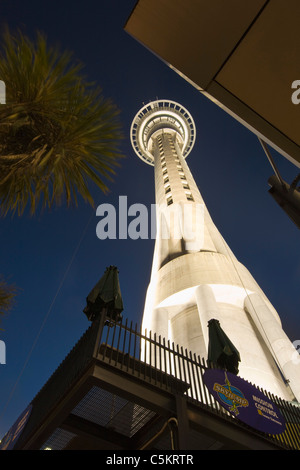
131,99,300,402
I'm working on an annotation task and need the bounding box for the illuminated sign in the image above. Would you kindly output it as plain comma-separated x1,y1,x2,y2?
203,369,285,435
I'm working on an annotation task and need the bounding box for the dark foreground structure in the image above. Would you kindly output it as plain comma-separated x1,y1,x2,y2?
2,314,300,451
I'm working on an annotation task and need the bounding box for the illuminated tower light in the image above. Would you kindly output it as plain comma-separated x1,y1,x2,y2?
130,99,300,402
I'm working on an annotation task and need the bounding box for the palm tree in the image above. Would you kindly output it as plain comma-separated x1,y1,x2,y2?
0,29,124,319
0,29,124,216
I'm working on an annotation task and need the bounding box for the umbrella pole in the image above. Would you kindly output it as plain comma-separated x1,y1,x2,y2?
93,307,108,357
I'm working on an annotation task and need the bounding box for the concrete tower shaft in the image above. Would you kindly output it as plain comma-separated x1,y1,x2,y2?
131,100,300,402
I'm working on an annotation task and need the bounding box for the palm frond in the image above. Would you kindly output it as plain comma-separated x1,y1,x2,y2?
0,29,124,216
0,276,17,317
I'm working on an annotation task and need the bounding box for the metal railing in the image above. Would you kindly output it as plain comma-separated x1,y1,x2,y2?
96,315,300,450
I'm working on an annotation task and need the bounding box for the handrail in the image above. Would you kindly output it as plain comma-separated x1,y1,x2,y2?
96,315,300,450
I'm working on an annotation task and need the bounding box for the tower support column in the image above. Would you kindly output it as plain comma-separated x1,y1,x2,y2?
245,293,300,401
195,284,220,353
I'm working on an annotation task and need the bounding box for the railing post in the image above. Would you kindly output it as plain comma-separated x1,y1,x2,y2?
175,395,189,449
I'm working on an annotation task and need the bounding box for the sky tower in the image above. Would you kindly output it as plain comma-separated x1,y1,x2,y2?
130,99,300,403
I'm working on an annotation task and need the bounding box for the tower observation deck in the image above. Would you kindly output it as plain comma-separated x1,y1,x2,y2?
130,100,196,165
130,100,300,403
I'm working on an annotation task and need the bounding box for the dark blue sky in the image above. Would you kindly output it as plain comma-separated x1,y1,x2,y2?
0,0,299,440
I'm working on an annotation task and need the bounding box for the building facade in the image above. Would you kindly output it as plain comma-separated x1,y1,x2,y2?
130,100,300,402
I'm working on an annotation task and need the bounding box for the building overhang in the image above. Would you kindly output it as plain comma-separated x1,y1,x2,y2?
125,0,300,168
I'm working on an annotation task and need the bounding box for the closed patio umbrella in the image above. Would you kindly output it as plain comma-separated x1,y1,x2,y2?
83,265,123,322
207,319,241,375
